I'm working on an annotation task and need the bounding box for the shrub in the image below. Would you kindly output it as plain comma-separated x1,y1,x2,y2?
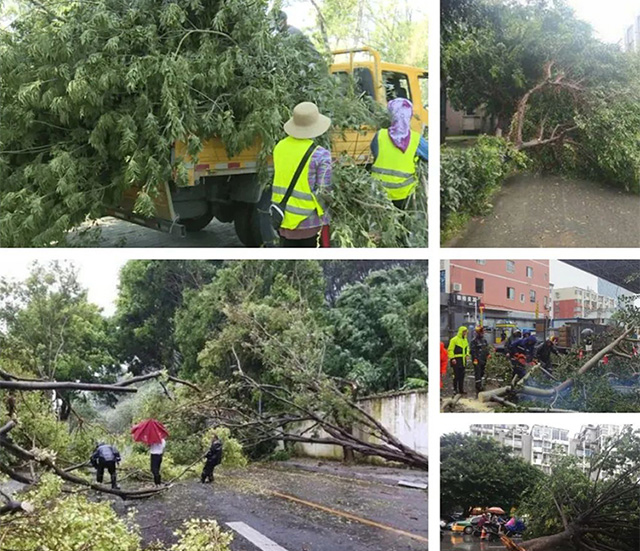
170,519,233,551
440,136,527,241
2,474,141,550
120,450,185,481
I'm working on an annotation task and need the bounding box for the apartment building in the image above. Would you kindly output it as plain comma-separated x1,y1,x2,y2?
553,286,616,319
622,13,640,52
441,260,551,339
470,424,620,475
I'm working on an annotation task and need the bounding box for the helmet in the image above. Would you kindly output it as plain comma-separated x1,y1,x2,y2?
513,330,522,339
475,326,485,334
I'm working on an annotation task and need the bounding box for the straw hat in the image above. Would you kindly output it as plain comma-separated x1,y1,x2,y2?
284,102,331,139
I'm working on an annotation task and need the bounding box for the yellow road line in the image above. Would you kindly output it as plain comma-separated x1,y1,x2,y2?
270,490,428,544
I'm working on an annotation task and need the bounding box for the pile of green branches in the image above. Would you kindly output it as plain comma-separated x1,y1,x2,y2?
330,156,427,248
0,0,375,246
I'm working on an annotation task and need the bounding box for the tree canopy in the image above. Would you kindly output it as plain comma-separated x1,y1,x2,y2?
440,432,542,515
441,0,640,192
0,0,374,246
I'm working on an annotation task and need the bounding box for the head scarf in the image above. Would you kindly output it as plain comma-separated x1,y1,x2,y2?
387,98,413,152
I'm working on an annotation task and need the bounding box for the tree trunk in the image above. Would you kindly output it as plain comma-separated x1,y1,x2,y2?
521,528,577,551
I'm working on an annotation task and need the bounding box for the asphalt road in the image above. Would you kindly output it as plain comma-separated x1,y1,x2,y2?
118,463,428,551
69,216,243,247
446,173,640,248
440,532,511,550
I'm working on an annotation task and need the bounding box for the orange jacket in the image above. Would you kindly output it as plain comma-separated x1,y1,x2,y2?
440,342,448,388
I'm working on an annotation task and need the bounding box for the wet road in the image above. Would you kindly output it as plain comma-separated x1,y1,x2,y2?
446,173,640,248
69,216,243,247
440,532,508,550
120,463,428,551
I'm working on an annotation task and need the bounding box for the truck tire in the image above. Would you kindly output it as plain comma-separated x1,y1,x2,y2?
234,203,262,247
181,210,214,232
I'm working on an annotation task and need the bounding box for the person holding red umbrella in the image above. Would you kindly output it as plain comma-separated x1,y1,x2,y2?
131,419,169,487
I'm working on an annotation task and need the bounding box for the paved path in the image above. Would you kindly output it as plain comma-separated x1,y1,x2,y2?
446,174,640,248
69,216,243,247
116,464,427,551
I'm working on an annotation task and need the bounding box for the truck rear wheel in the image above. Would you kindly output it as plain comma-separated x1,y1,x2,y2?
234,203,262,247
181,209,214,232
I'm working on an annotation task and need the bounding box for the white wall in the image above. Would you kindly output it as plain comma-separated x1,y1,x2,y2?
289,390,428,462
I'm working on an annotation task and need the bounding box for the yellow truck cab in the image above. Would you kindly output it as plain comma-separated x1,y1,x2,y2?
109,47,428,246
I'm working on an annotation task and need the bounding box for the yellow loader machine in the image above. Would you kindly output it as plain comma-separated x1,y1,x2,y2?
108,47,428,246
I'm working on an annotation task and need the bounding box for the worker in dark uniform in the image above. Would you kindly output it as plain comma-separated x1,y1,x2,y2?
470,326,491,393
91,442,121,489
535,336,559,374
201,434,223,483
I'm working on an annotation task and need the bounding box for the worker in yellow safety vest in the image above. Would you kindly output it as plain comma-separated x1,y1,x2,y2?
370,98,428,209
271,102,332,247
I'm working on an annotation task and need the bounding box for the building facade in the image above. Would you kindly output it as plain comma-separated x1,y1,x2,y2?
441,260,551,340
622,13,640,52
470,424,622,475
553,286,616,319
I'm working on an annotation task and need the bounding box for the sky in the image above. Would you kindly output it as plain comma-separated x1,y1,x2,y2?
0,255,127,316
549,260,598,290
566,0,638,44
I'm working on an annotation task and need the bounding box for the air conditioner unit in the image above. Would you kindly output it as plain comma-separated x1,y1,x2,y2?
452,283,462,292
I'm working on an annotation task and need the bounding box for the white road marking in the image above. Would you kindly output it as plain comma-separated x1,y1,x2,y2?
226,522,289,551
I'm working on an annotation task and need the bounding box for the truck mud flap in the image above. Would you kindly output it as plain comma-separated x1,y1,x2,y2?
106,208,187,238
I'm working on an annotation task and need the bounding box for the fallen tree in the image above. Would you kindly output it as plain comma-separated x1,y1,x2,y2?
517,427,640,551
477,328,636,408
0,0,376,246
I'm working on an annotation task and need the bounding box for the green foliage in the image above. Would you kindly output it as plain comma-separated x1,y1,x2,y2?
114,260,221,373
265,448,292,462
330,158,428,248
325,267,427,393
121,450,183,481
1,474,235,551
519,428,640,551
201,427,248,468
0,261,115,384
9,391,102,466
0,0,376,246
170,519,232,551
1,473,141,550
442,0,640,193
440,432,543,515
440,136,527,241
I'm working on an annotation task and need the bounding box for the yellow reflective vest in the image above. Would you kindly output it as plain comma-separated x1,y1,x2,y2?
271,136,324,230
371,129,420,201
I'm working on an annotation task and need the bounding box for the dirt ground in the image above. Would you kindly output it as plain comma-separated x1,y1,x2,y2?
109,462,428,551
446,173,640,248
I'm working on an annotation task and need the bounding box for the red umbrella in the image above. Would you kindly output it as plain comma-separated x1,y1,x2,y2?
131,419,169,445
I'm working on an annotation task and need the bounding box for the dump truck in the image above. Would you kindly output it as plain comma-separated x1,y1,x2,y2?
107,47,428,246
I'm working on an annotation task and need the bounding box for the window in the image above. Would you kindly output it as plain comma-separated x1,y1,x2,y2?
382,71,411,102
520,293,525,303
476,260,486,265
506,260,515,273
544,296,548,307
507,287,515,300
475,278,484,294
526,266,533,278
555,292,560,299
530,290,536,303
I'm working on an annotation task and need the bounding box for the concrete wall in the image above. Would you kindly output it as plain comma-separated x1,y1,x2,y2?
290,390,428,462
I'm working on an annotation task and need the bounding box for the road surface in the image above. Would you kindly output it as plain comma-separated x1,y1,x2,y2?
117,462,428,551
440,532,511,550
446,173,640,248
69,216,243,247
